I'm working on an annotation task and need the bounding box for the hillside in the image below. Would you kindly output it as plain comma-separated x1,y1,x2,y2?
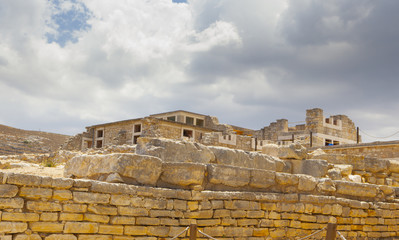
0,124,70,155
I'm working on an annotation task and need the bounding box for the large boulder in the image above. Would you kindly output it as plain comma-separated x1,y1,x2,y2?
291,159,329,178
262,143,307,160
64,153,162,186
208,146,286,172
136,137,215,164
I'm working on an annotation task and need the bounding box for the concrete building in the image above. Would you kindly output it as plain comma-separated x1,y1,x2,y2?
64,108,360,151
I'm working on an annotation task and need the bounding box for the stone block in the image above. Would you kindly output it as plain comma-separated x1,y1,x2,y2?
64,222,99,233
160,162,206,186
297,174,317,191
253,228,269,237
88,205,117,215
40,213,58,222
19,187,52,199
98,225,124,235
147,226,170,237
249,169,275,189
83,214,110,223
118,207,148,216
275,172,298,185
7,173,42,186
76,236,112,240
124,226,147,235
173,199,186,210
45,234,77,240
53,190,72,201
51,178,74,189
224,227,253,237
197,219,221,226
184,210,213,219
30,222,63,233
73,192,110,204
203,226,224,237
59,213,83,221
0,198,24,209
136,217,160,225
292,159,329,178
110,195,131,206
1,212,39,222
0,222,27,233
13,234,41,240
111,216,136,225
63,204,87,213
160,218,179,226
207,164,250,187
335,181,377,198
317,178,336,193
0,185,19,198
26,201,62,212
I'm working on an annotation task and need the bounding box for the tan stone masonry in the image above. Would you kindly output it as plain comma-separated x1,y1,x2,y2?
1,171,399,239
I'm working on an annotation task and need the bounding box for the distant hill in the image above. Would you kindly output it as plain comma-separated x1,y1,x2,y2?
0,124,70,155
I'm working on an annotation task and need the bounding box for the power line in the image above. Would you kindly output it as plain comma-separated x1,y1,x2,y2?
359,129,399,139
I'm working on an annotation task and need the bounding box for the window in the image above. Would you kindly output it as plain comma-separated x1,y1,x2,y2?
134,124,141,133
333,119,338,125
133,136,140,144
196,119,204,127
186,117,194,125
167,116,176,121
325,118,330,124
325,139,333,146
96,140,103,148
183,129,193,138
333,140,340,145
97,129,104,138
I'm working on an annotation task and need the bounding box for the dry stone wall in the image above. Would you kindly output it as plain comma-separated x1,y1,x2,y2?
1,172,399,239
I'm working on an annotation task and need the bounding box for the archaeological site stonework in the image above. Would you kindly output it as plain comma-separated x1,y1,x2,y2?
2,136,399,239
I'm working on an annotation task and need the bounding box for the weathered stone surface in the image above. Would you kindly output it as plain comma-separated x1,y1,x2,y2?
14,234,42,240
160,162,206,186
64,153,162,186
136,137,215,164
0,184,19,197
364,158,389,173
64,222,99,233
388,159,399,173
0,222,27,233
297,175,317,192
0,198,24,209
317,178,336,193
249,169,275,189
209,146,282,171
334,164,353,176
335,181,377,198
207,164,250,187
275,173,298,185
45,234,77,240
292,159,329,178
279,143,307,160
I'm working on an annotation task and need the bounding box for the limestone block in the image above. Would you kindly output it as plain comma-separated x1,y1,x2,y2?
124,226,147,236
292,159,329,178
98,225,124,235
0,222,27,233
147,226,170,237
6,173,42,186
51,178,74,189
83,214,109,223
13,234,41,240
249,169,275,189
335,181,377,198
364,157,389,173
110,195,131,206
317,178,336,193
73,192,110,204
388,159,399,173
29,222,63,233
207,164,250,187
40,213,59,222
0,198,24,209
75,235,112,240
278,143,307,160
136,137,215,164
327,169,342,180
53,190,72,201
63,204,87,213
0,185,19,198
88,205,117,215
184,210,213,219
59,213,83,221
334,164,353,176
261,144,279,157
118,207,148,216
160,162,206,186
275,172,298,185
347,175,362,183
19,187,52,199
64,222,99,233
110,216,136,225
45,234,77,240
224,227,253,237
136,217,160,225
1,212,39,222
203,226,224,237
297,174,317,192
64,153,163,186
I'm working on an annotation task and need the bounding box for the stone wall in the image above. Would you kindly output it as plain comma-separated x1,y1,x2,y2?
1,172,399,239
315,141,399,159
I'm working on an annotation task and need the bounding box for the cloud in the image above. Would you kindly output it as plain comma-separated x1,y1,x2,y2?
0,0,399,143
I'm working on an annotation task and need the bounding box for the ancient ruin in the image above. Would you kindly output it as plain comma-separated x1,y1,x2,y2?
1,109,399,239
64,108,360,152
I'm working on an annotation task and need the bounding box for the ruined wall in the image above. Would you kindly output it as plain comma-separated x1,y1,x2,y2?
200,132,254,151
1,171,399,239
317,141,399,159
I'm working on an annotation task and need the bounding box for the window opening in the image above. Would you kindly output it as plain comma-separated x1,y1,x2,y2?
183,129,193,138
196,119,204,127
133,136,140,144
96,140,103,148
134,124,141,133
325,139,333,146
186,117,194,125
167,116,176,121
97,130,104,138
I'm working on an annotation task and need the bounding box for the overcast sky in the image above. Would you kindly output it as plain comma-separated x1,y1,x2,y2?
1,0,399,142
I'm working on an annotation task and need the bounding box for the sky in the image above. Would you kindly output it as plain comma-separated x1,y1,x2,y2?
1,0,399,143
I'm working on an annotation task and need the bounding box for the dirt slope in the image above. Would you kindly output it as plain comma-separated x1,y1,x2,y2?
0,124,70,155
